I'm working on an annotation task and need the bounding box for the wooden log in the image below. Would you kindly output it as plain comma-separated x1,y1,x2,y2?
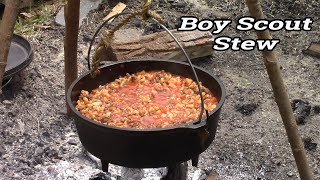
64,0,80,115
0,0,32,8
0,0,20,94
303,42,320,58
245,0,314,179
101,29,213,62
103,2,126,22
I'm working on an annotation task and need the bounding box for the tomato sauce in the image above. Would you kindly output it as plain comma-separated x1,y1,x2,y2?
76,71,218,129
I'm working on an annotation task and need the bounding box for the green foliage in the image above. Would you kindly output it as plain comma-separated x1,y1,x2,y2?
14,0,62,35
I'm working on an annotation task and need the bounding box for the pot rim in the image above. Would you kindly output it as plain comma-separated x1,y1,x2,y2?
67,59,226,132
4,34,33,79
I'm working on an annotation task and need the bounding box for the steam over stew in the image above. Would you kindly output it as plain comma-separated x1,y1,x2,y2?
76,71,218,129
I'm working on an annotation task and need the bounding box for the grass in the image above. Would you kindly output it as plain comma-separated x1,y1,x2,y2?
13,0,63,35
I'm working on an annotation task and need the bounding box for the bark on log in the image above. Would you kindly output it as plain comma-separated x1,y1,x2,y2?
303,42,320,58
0,0,32,8
101,30,213,62
245,0,314,179
0,0,20,94
64,0,80,115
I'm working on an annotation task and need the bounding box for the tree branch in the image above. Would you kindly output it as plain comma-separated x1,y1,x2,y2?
64,0,80,115
245,0,314,179
0,0,20,94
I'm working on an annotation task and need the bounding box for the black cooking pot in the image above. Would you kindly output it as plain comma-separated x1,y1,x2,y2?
67,59,226,168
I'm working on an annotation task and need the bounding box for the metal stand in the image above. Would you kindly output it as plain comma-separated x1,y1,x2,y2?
192,156,199,167
162,163,188,180
101,161,109,172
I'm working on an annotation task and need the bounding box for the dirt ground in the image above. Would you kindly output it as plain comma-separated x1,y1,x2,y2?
0,0,319,179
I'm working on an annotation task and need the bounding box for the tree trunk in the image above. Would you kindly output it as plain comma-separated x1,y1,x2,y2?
64,0,80,115
0,0,20,94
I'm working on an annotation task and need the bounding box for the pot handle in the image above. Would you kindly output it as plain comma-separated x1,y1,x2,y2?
86,12,209,125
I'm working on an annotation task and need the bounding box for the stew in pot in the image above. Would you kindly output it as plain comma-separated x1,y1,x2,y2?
76,70,218,129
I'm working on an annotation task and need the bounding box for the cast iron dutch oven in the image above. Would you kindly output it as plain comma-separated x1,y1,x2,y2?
67,59,226,168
